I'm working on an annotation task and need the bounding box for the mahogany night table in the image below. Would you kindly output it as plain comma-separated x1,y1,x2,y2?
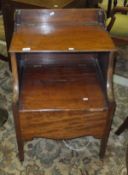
9,9,116,161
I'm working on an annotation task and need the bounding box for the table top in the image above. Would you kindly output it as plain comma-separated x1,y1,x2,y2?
9,9,116,53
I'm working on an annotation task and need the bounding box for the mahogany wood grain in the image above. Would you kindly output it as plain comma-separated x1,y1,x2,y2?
10,53,19,103
100,101,116,159
1,0,99,49
12,102,24,161
19,57,107,111
22,53,97,65
10,26,116,52
9,9,116,161
15,9,101,24
9,9,116,53
20,110,107,140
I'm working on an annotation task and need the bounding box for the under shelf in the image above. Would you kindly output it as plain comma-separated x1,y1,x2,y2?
19,57,108,112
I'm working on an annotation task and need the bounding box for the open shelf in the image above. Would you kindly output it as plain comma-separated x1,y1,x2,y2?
19,56,108,112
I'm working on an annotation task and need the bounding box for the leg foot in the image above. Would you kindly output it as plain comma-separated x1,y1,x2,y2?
99,102,116,159
99,138,108,160
18,141,24,162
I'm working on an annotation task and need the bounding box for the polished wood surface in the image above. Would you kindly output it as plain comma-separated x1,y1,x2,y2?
19,57,107,111
10,9,116,53
10,9,116,161
20,111,107,140
19,55,108,140
1,0,98,49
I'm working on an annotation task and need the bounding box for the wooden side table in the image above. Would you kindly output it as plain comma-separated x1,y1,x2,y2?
9,9,116,161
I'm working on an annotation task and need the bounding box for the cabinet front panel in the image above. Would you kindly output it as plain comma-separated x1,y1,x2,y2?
19,110,107,140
